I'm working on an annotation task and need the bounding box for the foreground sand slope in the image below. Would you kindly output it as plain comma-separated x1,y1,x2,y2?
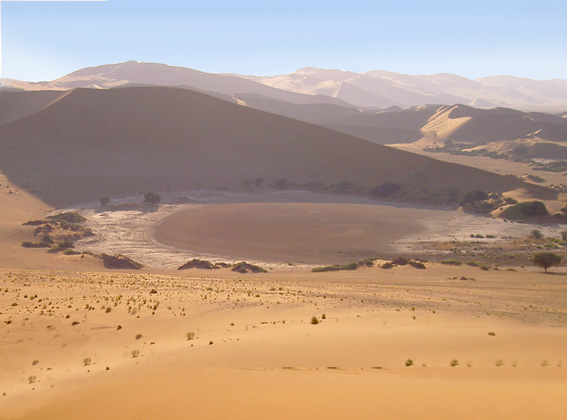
1,267,566,419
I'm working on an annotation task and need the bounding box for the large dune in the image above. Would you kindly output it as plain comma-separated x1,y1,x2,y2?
0,86,553,207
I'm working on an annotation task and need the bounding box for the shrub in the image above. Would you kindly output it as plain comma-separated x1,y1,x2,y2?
83,357,92,366
311,316,319,325
531,229,543,240
461,190,489,206
143,192,161,204
312,263,357,273
381,262,394,269
533,252,562,273
450,359,459,367
63,249,81,255
405,359,414,367
131,350,140,358
408,260,426,269
100,254,143,269
372,182,401,198
178,259,217,270
391,256,409,266
47,212,86,223
187,332,195,340
500,201,548,220
21,241,50,248
231,262,267,273
441,260,462,266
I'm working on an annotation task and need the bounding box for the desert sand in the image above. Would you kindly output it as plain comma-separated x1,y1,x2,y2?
1,266,566,420
1,183,566,420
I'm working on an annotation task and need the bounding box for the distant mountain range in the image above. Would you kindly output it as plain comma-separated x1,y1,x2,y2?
5,61,567,111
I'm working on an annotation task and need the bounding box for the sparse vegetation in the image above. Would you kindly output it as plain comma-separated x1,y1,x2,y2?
450,359,459,367
405,359,414,367
186,332,195,340
311,316,319,325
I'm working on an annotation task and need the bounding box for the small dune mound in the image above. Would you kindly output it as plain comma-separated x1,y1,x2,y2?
100,253,143,269
231,262,267,274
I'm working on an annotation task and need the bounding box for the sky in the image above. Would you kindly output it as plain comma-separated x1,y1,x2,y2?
2,0,566,81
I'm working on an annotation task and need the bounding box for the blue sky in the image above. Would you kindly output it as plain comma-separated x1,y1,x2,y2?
2,0,566,81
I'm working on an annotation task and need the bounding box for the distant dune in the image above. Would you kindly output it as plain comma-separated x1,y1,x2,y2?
0,86,552,207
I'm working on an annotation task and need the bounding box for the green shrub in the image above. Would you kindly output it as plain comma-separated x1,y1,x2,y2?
501,201,548,220
441,260,462,266
310,316,319,325
47,212,86,223
405,359,414,367
533,252,562,273
231,262,267,273
312,263,358,273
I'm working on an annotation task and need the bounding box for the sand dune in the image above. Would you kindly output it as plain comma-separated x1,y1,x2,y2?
7,62,567,112
0,86,552,208
1,267,566,420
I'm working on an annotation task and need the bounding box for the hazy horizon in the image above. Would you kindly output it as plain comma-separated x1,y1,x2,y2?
1,0,565,82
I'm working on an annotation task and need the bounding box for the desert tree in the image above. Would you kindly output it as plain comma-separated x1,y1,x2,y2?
533,252,562,273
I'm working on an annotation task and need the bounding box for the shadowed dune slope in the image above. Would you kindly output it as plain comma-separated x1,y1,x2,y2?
0,86,553,206
0,89,69,126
